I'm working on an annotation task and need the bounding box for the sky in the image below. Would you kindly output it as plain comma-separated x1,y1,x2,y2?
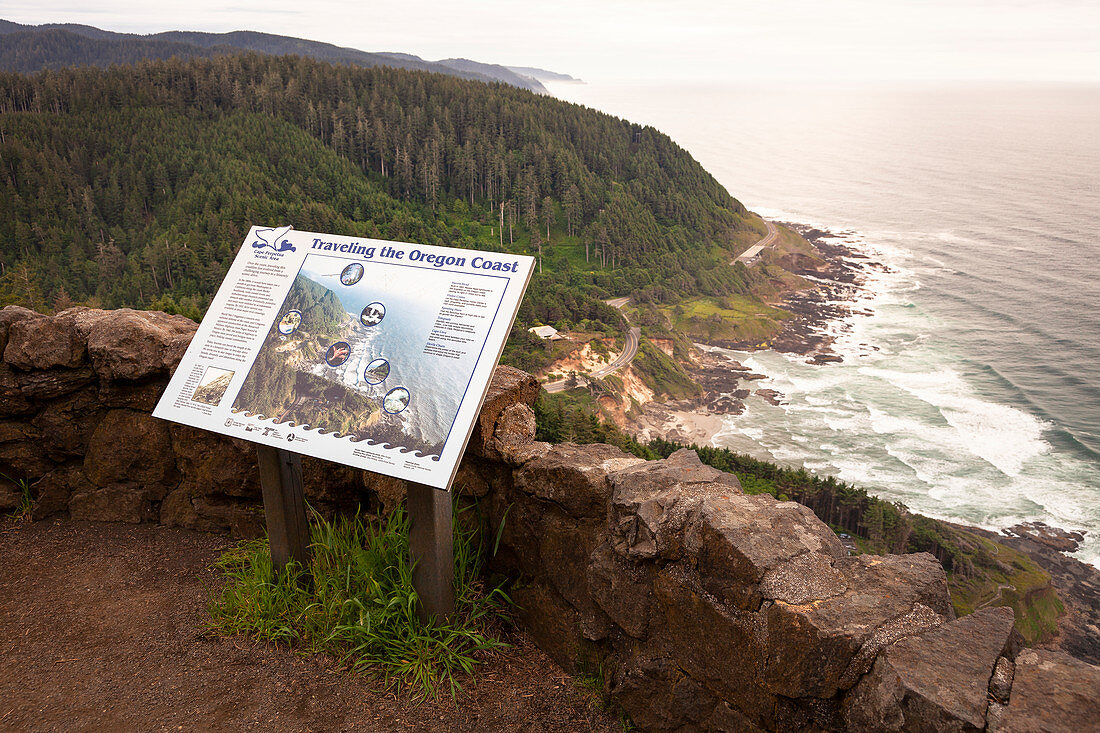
4,0,1100,83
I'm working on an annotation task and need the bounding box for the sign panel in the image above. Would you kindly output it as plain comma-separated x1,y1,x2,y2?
153,226,534,490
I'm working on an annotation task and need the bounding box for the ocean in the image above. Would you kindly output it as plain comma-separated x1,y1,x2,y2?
546,80,1100,566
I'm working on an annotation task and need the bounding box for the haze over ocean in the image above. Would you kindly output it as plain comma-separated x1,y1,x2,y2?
549,81,1100,566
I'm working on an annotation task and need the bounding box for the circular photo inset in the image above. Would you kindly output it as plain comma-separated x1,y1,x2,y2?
382,386,411,414
360,301,386,327
277,309,302,335
363,358,390,385
340,262,364,286
325,341,351,367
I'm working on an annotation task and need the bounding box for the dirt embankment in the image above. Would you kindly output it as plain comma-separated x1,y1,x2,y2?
0,519,620,733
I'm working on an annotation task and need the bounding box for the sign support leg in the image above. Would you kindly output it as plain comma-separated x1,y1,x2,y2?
407,481,454,623
256,445,311,575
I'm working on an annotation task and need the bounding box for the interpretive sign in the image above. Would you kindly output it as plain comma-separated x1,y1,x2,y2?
153,226,535,490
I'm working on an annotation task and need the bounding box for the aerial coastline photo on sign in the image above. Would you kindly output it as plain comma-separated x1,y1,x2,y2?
232,251,492,457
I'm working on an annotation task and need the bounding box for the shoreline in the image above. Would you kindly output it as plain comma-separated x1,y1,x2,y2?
622,221,1100,663
629,220,875,441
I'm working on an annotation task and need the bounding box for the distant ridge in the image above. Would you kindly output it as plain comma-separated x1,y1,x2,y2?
505,65,583,83
0,20,562,92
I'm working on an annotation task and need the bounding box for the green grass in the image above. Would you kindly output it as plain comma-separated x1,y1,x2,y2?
662,295,790,346
2,473,33,522
574,658,636,731
207,504,512,699
943,533,1064,643
629,340,701,400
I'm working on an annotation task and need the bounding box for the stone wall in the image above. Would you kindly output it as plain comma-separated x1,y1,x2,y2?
2,306,1097,732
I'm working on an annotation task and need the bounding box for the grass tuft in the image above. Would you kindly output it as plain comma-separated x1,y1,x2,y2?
207,502,511,699
2,473,33,522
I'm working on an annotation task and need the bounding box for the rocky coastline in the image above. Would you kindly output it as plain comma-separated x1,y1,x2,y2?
629,221,872,440
620,224,1100,667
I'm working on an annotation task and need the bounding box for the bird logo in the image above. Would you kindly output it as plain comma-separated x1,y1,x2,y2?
251,225,296,253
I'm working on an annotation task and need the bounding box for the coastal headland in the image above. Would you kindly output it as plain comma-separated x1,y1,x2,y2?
534,220,1099,665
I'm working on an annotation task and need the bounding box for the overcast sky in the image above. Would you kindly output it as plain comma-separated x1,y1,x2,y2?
5,0,1099,83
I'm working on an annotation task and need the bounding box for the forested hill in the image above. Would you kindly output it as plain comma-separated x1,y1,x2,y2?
0,54,767,362
0,21,545,92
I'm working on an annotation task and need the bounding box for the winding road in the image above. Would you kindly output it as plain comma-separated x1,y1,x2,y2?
544,298,638,393
540,218,775,393
735,219,779,263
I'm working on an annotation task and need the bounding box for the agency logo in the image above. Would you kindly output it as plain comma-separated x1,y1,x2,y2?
251,225,296,255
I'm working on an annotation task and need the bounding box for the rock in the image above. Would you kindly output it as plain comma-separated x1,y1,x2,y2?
299,456,364,507
0,306,45,354
69,482,157,523
510,582,593,671
989,656,1014,704
192,493,264,538
84,409,178,498
754,388,784,406
0,421,53,483
653,563,776,727
0,364,34,416
758,550,848,606
98,379,169,411
837,603,946,689
30,465,92,519
764,552,953,698
0,482,21,512
538,510,611,640
362,471,407,514
991,649,1100,732
843,607,1016,732
707,395,745,415
587,541,656,639
79,308,197,382
489,402,540,465
1004,521,1086,553
16,366,97,400
4,315,85,370
608,642,718,731
468,365,539,460
691,494,847,610
170,425,258,499
705,702,766,733
160,486,212,531
52,307,113,339
31,386,103,459
608,449,742,560
516,442,643,520
159,484,264,537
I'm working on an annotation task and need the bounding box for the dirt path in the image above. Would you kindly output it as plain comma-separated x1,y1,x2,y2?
0,520,621,733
